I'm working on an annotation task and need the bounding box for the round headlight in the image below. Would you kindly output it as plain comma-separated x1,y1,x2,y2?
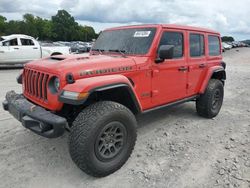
49,76,60,94
54,77,60,92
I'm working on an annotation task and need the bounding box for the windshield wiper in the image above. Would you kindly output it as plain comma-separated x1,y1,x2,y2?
108,49,126,57
91,48,104,54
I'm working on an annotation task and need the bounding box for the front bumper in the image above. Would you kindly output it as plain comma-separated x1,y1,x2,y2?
2,91,67,138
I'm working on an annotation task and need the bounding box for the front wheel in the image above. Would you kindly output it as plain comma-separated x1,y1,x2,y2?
196,79,224,118
69,101,137,177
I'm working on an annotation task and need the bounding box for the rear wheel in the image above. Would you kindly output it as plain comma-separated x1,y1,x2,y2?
69,101,137,177
196,79,224,118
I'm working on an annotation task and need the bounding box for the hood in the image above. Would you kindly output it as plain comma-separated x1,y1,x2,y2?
26,54,137,81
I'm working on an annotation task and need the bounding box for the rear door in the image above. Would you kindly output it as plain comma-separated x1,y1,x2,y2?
151,29,188,106
19,38,41,61
187,32,207,95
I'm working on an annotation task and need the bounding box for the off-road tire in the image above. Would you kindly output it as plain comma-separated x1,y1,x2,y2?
69,101,137,177
196,79,224,118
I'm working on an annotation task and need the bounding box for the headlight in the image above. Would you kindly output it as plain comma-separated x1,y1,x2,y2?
54,77,60,92
49,76,60,94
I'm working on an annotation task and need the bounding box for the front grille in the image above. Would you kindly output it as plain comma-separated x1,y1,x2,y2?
23,68,50,101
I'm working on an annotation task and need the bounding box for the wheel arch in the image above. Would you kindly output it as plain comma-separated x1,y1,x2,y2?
86,83,141,115
51,52,62,56
59,75,142,116
211,69,226,83
199,66,226,94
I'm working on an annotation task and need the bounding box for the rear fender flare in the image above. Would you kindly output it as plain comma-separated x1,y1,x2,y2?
199,66,226,94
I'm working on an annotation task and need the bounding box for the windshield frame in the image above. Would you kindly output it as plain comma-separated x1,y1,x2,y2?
91,26,159,56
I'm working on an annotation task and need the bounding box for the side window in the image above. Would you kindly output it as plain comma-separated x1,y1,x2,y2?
190,34,205,57
20,38,35,46
3,38,18,46
208,35,220,56
158,32,183,58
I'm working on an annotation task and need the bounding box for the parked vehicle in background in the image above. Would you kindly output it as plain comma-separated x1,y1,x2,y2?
3,24,226,177
55,41,72,47
84,42,93,52
242,40,250,46
55,41,93,54
0,34,71,65
231,41,239,48
222,45,225,52
70,42,88,53
221,41,249,50
222,42,232,50
239,41,249,47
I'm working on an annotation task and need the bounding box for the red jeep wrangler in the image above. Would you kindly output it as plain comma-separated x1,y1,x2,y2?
3,24,226,177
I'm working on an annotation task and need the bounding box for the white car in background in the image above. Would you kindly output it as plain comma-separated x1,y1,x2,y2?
222,42,232,50
0,34,71,65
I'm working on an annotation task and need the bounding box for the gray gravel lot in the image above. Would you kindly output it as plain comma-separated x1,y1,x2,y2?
0,48,250,188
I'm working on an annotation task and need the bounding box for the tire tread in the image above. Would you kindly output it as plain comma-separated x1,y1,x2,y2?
69,101,137,177
196,79,224,118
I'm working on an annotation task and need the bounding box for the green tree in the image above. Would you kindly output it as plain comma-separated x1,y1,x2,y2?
0,15,7,35
79,25,96,41
23,14,39,37
5,20,22,34
34,17,54,40
0,11,97,41
52,10,79,41
221,36,235,42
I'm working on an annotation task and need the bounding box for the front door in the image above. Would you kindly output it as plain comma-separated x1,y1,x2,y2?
0,38,23,64
152,30,188,106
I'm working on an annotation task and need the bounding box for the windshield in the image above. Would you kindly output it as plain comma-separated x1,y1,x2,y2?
92,27,157,55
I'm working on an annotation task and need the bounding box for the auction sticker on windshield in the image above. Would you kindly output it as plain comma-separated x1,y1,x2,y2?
134,31,151,37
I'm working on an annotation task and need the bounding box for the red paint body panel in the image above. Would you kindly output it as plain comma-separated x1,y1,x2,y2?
22,24,223,112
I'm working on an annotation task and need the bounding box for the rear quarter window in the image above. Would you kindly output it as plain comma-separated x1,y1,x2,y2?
208,35,221,56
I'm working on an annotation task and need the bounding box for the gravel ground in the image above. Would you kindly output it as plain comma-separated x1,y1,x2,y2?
0,48,249,188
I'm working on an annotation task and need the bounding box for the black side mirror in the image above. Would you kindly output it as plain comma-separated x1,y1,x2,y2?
155,45,174,63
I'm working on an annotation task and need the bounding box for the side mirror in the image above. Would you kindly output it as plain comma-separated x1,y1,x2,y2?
155,45,174,63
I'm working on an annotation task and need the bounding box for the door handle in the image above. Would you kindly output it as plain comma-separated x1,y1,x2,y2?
178,66,188,72
14,48,19,50
199,63,207,68
33,47,38,49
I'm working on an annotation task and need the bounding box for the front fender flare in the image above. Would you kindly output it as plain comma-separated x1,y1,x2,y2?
59,75,142,112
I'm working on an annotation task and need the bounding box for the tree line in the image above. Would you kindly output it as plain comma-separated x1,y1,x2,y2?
0,10,98,42
221,36,235,42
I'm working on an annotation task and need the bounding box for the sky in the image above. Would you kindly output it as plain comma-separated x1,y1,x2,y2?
0,0,250,40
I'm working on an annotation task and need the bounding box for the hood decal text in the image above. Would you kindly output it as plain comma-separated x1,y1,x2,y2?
79,66,132,76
